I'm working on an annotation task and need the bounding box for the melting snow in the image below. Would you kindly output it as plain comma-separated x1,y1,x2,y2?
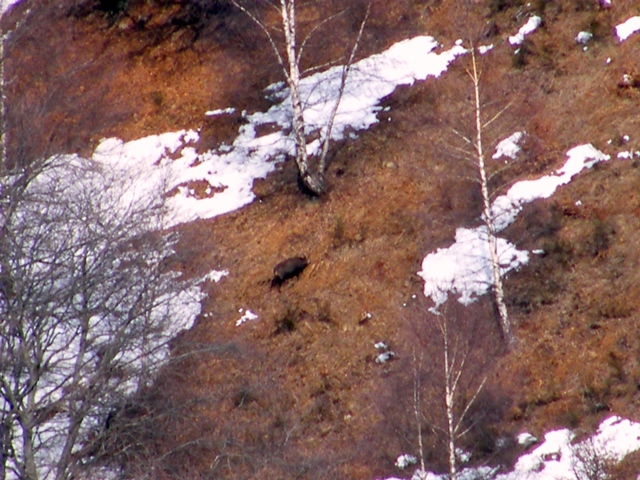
508,16,542,46
375,351,396,364
617,150,640,159
205,107,236,116
499,416,640,479
418,226,528,308
236,309,258,327
200,269,229,283
616,16,640,41
517,432,538,448
385,416,640,480
0,0,21,15
491,144,609,231
90,36,465,227
575,31,593,44
418,143,609,308
396,454,418,470
493,131,524,160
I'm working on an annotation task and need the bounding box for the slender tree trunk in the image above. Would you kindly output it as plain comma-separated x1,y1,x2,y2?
442,322,457,480
280,0,324,195
317,3,370,174
21,414,38,480
469,48,515,349
0,8,6,171
412,351,426,473
20,332,40,480
232,0,369,196
436,315,487,479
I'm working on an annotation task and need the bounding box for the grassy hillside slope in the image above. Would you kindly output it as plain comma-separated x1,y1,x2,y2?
5,0,640,478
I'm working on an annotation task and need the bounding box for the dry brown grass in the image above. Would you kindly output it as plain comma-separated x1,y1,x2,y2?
9,0,640,477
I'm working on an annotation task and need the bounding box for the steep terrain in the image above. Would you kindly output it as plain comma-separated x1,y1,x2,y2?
5,0,640,478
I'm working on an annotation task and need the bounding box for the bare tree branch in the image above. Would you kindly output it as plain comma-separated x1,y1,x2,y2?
231,0,371,196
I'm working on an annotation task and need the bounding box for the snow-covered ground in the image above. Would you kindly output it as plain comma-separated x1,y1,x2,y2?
508,16,542,46
616,16,640,41
417,143,610,309
0,0,21,16
90,36,465,227
389,416,640,480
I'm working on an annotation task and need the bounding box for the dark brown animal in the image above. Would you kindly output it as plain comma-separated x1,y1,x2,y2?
271,256,309,287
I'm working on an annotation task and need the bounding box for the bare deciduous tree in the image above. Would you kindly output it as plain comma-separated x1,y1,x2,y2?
393,302,506,480
230,0,370,196
467,45,515,348
0,154,200,480
431,313,488,480
448,42,520,349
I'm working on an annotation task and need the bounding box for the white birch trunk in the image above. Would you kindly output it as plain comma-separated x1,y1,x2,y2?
437,316,488,479
232,0,370,196
442,325,458,480
469,48,516,349
412,351,426,473
280,0,324,195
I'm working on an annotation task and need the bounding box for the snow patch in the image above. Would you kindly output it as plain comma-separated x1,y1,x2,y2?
205,107,236,116
418,226,529,308
374,341,396,364
385,416,640,480
395,454,418,470
236,309,258,327
499,416,640,480
517,432,538,448
616,16,640,41
491,144,609,231
618,150,640,159
200,269,229,283
575,31,593,44
509,16,542,45
493,131,525,160
1,0,21,15
419,144,609,308
90,37,466,226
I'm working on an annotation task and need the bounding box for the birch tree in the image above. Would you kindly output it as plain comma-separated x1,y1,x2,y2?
448,43,518,349
437,315,487,480
468,45,514,348
231,0,369,196
410,312,489,480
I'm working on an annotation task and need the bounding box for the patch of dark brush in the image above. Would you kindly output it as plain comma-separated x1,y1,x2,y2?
273,308,306,335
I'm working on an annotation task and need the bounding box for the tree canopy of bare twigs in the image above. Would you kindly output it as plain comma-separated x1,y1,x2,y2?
0,155,200,480
421,313,488,480
230,0,370,196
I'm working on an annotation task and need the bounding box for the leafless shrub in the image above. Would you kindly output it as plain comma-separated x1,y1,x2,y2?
571,437,617,480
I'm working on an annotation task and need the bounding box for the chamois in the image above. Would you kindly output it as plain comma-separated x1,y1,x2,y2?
271,256,309,287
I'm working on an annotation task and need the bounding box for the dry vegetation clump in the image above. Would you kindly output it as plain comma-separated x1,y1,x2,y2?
500,159,640,433
8,0,640,477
